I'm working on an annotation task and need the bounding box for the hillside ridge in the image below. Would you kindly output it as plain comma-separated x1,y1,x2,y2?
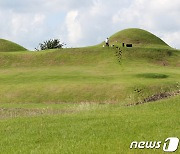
0,38,27,52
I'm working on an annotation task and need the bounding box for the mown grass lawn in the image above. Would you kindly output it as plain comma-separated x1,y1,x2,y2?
0,95,180,154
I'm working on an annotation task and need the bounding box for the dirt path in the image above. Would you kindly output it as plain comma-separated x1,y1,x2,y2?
127,90,180,106
0,108,74,119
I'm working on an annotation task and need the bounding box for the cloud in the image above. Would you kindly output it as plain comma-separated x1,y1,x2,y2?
0,0,95,49
161,32,180,49
0,0,93,13
0,9,46,49
65,10,82,45
0,0,180,49
111,0,180,47
11,13,45,35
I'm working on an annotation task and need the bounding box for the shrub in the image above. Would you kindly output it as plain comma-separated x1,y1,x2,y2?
35,39,65,51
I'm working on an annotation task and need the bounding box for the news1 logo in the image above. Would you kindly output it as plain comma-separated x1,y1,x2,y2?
163,137,179,152
130,137,179,152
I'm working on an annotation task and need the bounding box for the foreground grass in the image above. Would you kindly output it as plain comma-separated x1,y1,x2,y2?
0,45,179,153
0,96,180,153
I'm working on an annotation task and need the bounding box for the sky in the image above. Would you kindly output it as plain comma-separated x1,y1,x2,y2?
0,0,180,50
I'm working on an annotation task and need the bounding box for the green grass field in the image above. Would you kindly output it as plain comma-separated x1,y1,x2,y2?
0,28,180,153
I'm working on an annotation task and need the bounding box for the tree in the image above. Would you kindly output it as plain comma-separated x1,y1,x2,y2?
35,39,65,51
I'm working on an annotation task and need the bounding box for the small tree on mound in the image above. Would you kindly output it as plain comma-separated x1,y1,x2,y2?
35,39,66,51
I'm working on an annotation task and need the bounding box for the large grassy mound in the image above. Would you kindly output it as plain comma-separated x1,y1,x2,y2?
109,28,170,48
0,39,27,52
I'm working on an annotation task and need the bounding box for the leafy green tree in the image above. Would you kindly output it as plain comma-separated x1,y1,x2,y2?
35,39,65,51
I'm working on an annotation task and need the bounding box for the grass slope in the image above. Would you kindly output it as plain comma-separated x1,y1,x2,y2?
0,29,180,153
0,46,179,104
0,39,27,52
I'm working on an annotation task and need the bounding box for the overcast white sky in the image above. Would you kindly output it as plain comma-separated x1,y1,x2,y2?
0,0,180,50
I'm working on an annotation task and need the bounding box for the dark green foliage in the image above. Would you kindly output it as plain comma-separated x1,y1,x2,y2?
35,39,65,51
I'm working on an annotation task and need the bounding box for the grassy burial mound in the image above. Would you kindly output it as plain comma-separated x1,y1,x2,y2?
0,39,27,52
109,28,170,48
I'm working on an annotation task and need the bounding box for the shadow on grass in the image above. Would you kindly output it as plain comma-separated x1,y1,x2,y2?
136,73,169,79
